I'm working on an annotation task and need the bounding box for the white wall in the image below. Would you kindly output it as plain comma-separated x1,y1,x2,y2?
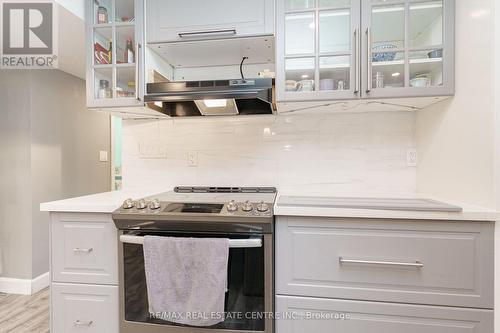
416,0,497,208
121,112,416,196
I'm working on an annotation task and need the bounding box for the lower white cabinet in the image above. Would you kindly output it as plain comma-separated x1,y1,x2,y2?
275,216,495,332
51,283,118,333
49,212,119,333
276,295,493,333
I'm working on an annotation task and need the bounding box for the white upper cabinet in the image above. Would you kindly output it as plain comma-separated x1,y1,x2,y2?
276,0,455,102
86,0,145,108
146,0,275,43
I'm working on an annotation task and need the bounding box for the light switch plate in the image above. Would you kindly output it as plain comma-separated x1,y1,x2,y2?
99,150,108,162
139,142,167,159
188,151,198,167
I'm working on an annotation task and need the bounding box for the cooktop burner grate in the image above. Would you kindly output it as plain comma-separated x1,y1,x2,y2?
174,186,276,193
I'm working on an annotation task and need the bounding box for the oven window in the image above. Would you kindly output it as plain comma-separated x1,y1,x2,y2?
123,232,265,331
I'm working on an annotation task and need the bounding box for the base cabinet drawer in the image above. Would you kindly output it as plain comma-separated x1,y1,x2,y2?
51,213,118,285
51,283,118,333
276,295,493,333
276,217,494,308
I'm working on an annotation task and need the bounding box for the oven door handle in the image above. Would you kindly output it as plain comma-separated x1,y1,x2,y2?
119,235,262,248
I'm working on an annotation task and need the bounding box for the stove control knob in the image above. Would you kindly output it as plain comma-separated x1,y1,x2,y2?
227,200,238,212
136,199,147,210
257,201,269,212
149,199,161,210
241,200,254,212
122,198,135,209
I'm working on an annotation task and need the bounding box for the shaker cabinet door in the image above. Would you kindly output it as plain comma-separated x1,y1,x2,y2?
146,0,275,43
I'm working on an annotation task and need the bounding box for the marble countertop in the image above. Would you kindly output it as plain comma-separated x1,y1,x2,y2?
40,190,499,222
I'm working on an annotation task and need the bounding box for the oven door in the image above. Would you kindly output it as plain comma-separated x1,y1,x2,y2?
118,230,273,333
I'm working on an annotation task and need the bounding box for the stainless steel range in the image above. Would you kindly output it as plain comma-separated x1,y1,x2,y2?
112,186,277,333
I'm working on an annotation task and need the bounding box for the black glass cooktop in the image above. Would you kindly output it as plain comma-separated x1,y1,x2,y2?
163,203,224,214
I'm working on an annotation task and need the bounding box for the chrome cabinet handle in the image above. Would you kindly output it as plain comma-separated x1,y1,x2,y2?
339,257,424,268
73,248,93,254
74,320,93,326
365,27,372,93
178,29,237,38
353,28,360,94
135,43,141,101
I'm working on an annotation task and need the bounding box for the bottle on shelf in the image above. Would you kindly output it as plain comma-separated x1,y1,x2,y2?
124,38,135,64
108,39,113,64
96,1,108,24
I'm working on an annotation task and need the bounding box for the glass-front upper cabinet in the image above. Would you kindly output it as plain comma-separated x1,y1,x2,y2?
362,0,455,98
276,0,362,102
86,0,145,108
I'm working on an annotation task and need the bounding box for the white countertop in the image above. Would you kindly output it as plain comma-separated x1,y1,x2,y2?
274,194,500,222
40,190,500,222
39,189,161,213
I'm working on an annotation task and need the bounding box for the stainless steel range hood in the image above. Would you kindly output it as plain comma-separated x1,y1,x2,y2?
144,78,274,117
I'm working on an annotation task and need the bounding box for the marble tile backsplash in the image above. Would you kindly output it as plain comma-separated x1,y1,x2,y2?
121,112,416,196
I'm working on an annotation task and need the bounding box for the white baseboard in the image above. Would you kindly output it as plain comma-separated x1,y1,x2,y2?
0,272,50,295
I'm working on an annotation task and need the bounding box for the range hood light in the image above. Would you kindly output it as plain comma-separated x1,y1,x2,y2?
203,99,228,108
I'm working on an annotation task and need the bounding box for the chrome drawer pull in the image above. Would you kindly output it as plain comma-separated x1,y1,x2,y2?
73,248,93,254
339,257,424,268
178,29,237,38
74,320,93,326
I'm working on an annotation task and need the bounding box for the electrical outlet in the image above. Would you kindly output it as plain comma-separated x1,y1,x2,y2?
188,151,198,167
99,150,108,162
406,148,418,167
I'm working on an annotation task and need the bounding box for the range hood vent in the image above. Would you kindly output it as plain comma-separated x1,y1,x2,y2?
144,78,274,117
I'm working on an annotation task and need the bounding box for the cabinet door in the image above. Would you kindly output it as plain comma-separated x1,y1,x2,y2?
361,0,454,98
276,295,493,333
86,0,145,108
276,217,494,309
51,283,118,333
51,213,118,285
146,0,274,43
276,0,362,102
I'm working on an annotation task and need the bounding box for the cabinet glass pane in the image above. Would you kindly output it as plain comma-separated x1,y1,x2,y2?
285,12,315,55
116,67,136,98
319,56,350,91
319,10,350,53
94,68,113,99
372,4,405,50
319,0,350,8
94,0,112,24
410,49,443,87
115,0,135,23
94,27,112,65
285,0,315,11
409,1,443,48
285,58,315,92
116,26,136,64
372,51,404,88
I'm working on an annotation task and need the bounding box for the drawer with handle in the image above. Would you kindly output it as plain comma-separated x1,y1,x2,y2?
276,217,494,308
51,283,118,333
276,295,493,333
51,213,118,285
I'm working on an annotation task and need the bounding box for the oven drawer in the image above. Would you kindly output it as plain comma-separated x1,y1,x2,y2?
51,213,118,285
276,217,494,308
51,283,118,333
275,295,493,333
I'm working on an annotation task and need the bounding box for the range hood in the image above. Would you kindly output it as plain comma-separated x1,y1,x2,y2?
144,78,274,117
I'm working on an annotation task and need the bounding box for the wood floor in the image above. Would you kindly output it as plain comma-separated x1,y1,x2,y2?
0,288,49,333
